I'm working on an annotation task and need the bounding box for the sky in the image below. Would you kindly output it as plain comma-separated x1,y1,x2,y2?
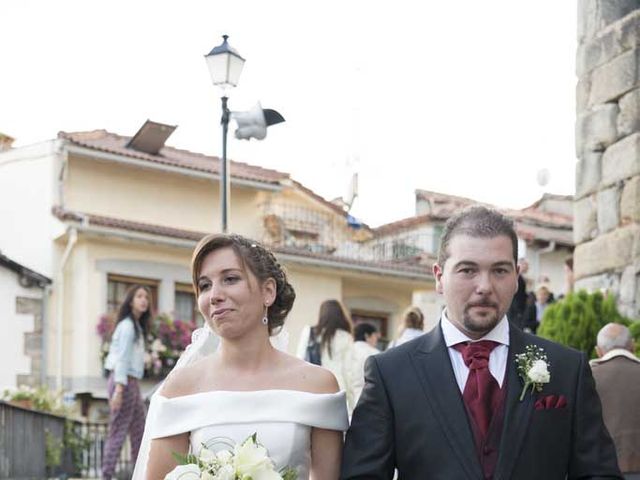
1,1,577,227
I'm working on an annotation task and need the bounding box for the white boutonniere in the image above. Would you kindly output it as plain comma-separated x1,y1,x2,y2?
516,345,550,401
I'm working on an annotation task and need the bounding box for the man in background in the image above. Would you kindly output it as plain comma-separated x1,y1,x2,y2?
591,323,640,479
507,257,531,330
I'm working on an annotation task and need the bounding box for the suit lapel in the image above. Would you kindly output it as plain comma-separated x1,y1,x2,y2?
410,325,483,480
494,327,535,480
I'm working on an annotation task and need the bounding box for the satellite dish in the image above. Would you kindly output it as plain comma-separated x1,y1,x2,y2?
536,168,551,187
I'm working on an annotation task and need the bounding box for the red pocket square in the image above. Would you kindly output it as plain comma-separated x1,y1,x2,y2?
534,394,567,410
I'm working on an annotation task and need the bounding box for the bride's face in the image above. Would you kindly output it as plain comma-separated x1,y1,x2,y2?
196,247,275,339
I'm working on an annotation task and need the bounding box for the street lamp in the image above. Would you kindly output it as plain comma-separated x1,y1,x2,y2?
205,35,245,233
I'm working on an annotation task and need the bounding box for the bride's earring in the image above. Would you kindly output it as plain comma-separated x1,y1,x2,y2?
262,304,269,326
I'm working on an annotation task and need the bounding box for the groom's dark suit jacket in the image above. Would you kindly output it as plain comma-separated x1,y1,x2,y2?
341,323,622,479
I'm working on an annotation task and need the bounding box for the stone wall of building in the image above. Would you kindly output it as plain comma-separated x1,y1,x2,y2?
15,296,44,387
575,1,640,318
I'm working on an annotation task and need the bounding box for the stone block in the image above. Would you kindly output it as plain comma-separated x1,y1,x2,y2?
618,302,637,317
576,152,603,198
618,87,640,136
575,272,621,292
578,10,640,75
574,224,640,278
589,48,640,106
15,296,41,315
577,77,592,115
24,332,42,355
621,175,640,222
576,103,619,155
578,0,640,43
620,263,639,303
597,186,621,232
602,132,640,185
574,196,598,243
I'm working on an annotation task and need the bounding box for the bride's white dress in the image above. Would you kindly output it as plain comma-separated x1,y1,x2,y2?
146,389,349,479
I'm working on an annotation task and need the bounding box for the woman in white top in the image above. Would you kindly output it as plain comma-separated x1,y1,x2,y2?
309,299,356,411
351,323,380,405
138,234,348,479
389,306,425,348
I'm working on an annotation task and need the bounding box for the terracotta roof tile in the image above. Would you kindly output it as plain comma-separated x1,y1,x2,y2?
52,206,206,241
58,129,289,185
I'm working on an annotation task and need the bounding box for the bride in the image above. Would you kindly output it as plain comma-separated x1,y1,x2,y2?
133,233,348,479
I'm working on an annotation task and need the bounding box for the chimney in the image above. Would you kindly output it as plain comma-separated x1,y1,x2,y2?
0,133,15,152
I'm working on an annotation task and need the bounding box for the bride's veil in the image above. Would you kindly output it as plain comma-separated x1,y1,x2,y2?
131,325,289,479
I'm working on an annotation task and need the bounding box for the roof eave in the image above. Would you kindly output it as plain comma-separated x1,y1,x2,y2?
56,214,430,280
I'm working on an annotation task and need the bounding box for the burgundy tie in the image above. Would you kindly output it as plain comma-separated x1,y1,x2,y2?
453,340,501,438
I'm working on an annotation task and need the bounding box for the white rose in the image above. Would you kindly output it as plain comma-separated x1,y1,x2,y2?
527,359,550,384
199,447,216,463
164,464,201,480
252,469,284,480
233,437,273,477
213,464,235,480
216,449,233,465
201,472,215,480
152,338,167,352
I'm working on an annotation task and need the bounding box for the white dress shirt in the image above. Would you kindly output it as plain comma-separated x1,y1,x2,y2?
440,310,510,393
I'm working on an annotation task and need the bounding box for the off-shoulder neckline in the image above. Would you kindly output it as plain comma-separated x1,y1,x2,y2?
156,389,345,401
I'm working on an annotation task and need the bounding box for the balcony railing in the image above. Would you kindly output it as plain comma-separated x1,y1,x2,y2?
259,202,437,267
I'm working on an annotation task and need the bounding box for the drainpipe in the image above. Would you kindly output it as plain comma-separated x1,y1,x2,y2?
55,228,77,391
41,284,52,386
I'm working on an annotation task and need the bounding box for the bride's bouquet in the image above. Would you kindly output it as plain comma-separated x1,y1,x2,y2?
166,433,297,480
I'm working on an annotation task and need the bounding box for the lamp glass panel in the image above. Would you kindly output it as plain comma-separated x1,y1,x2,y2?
226,54,245,87
205,53,230,85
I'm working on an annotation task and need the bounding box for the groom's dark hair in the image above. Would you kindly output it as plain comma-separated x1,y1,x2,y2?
436,205,518,267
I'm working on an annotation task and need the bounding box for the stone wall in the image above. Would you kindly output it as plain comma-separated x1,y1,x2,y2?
15,296,44,387
575,1,640,318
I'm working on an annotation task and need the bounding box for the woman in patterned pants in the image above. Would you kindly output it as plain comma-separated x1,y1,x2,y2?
102,285,151,479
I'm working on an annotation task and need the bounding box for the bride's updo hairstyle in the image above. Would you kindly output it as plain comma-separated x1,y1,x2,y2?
191,233,296,335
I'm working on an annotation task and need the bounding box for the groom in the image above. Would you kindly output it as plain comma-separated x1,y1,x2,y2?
341,206,621,479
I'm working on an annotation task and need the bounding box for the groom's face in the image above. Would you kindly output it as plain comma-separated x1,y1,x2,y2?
433,234,519,339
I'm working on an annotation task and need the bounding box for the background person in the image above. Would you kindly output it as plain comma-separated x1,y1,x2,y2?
562,256,575,297
351,323,380,405
388,306,425,348
308,299,356,411
102,284,151,480
507,257,531,330
591,323,640,479
522,281,554,334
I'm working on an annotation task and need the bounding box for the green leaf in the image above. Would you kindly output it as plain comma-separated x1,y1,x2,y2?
280,466,298,480
171,451,199,465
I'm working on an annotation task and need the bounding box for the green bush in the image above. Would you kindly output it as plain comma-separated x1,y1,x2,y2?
537,290,638,358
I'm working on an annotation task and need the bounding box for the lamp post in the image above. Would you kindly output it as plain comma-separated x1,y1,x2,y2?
205,35,245,233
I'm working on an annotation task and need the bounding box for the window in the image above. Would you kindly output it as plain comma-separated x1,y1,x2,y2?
175,283,201,324
107,274,159,314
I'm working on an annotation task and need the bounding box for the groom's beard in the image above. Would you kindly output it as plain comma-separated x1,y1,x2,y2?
462,300,501,334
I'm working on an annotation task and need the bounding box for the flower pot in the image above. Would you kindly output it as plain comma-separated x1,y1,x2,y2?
9,399,33,410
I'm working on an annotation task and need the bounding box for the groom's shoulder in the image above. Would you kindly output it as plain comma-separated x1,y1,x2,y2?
376,331,431,364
